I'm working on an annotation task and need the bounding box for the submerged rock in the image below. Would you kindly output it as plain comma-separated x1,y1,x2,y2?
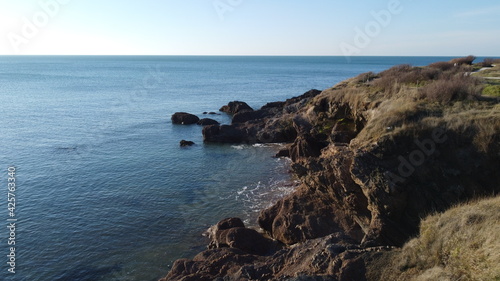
179,140,195,147
171,112,200,125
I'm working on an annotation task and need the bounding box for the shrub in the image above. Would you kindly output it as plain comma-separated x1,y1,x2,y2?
449,55,476,65
439,64,473,80
480,58,494,67
483,85,500,97
421,75,481,103
429,61,454,71
373,65,440,92
353,72,377,84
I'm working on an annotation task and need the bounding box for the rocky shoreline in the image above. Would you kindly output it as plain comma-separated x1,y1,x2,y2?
163,59,500,280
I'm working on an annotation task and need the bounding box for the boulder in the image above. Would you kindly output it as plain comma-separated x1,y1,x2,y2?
219,101,254,115
206,217,277,256
197,118,220,126
180,140,195,147
232,109,272,124
203,125,245,143
171,112,200,125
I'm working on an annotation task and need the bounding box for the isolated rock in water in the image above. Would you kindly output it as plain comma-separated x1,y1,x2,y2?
179,140,195,147
219,101,254,115
171,112,200,125
197,118,220,126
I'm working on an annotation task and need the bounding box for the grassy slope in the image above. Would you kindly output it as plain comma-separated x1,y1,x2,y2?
376,195,500,281
311,58,499,279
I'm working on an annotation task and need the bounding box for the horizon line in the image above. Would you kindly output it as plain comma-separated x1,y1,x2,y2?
1,54,498,58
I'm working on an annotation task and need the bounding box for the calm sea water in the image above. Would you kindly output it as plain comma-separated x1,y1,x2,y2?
0,56,468,280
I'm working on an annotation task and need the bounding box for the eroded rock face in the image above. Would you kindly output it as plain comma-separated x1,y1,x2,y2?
171,112,200,125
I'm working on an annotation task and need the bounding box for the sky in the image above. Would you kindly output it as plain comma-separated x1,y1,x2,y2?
0,0,499,56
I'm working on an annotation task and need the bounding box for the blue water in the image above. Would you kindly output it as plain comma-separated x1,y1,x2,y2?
0,56,476,280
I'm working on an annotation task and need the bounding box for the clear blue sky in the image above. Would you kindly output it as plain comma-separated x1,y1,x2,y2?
0,0,499,56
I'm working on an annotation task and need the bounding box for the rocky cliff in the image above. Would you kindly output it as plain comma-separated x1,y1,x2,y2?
161,59,500,281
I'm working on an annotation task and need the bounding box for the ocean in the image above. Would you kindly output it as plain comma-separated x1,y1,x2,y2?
0,56,472,280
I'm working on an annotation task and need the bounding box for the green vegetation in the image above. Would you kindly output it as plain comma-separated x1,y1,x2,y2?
472,64,500,78
483,85,500,97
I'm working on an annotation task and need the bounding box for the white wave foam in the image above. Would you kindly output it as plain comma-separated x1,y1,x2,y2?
231,145,246,150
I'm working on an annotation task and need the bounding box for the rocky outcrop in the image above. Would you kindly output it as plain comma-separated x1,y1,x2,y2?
163,62,500,280
197,118,220,126
171,112,200,125
203,90,321,144
206,218,279,256
219,101,254,115
162,230,394,281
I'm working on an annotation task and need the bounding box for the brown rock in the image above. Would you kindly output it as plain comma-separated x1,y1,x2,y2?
202,124,245,143
179,140,195,147
197,118,220,126
206,218,278,256
171,112,200,125
219,101,254,115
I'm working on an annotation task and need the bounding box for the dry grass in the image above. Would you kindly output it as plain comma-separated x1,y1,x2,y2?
378,195,500,281
315,58,500,151
313,59,500,280
371,65,440,92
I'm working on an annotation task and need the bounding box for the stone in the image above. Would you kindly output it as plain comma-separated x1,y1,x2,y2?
197,118,220,126
219,101,254,115
171,112,200,125
180,140,195,147
202,125,245,143
206,218,277,256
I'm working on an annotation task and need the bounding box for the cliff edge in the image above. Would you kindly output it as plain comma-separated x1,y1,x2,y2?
162,58,500,281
